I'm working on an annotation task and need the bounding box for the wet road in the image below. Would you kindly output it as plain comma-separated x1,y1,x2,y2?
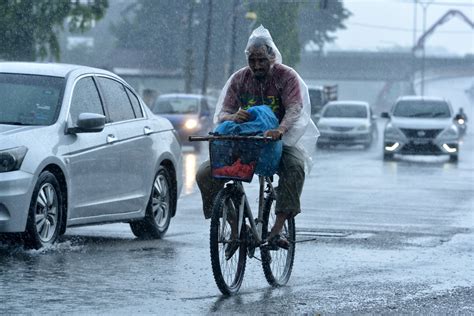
1,78,473,314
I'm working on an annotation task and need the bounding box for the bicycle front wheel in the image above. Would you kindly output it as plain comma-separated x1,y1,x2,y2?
210,188,247,295
261,197,296,287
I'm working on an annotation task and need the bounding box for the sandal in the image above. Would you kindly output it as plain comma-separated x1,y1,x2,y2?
267,234,290,250
225,239,240,260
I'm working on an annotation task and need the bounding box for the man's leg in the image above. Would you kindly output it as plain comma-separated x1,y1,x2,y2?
196,160,226,219
269,145,305,239
196,160,240,259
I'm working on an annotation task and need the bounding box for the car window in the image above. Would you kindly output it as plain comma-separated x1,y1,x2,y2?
125,87,143,118
97,77,136,122
323,104,368,118
69,77,104,125
0,73,64,126
153,96,200,114
393,100,451,118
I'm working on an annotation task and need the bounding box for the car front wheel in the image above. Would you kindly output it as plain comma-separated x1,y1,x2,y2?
24,171,64,249
130,166,174,239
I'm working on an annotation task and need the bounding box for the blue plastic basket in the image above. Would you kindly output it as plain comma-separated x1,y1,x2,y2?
209,139,264,182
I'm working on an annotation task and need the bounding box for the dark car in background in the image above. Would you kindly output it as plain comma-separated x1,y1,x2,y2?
382,96,459,162
151,93,215,151
316,101,378,149
308,84,338,120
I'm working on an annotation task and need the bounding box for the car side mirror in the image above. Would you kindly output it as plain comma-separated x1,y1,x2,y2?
67,113,106,134
372,114,378,120
381,112,390,119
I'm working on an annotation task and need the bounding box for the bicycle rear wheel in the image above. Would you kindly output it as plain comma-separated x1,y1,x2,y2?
261,197,296,287
210,188,247,295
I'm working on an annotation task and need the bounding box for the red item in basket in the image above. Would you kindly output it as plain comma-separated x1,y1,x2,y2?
213,158,256,179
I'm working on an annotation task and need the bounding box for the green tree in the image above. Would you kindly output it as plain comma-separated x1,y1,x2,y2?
0,0,108,61
251,2,301,67
299,0,351,54
110,0,189,71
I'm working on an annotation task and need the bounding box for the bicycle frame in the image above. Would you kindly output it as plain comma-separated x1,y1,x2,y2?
229,175,276,247
189,133,278,247
190,133,295,294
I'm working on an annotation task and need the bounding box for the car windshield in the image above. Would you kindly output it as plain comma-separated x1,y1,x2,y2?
323,104,367,118
153,97,200,114
0,73,64,126
393,100,451,118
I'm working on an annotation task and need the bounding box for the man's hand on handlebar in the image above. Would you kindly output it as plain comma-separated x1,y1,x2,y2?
229,109,250,123
264,129,283,140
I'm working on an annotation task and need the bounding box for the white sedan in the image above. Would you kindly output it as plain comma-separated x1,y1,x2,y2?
316,101,378,149
0,62,182,249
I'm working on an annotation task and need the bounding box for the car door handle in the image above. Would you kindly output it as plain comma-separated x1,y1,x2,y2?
144,126,153,135
107,134,117,144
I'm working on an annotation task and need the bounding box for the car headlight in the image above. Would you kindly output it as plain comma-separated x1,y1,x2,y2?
0,146,28,173
184,119,199,130
356,124,369,131
384,124,404,139
437,126,458,139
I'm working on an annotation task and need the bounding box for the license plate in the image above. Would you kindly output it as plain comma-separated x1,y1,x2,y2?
412,139,430,145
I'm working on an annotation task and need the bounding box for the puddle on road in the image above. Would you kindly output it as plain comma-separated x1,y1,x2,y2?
295,231,375,243
297,231,350,238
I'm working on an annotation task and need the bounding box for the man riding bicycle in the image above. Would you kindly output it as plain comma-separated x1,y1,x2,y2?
196,25,318,258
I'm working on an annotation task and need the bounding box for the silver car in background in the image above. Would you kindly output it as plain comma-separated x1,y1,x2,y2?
381,96,459,162
0,62,182,249
316,101,377,149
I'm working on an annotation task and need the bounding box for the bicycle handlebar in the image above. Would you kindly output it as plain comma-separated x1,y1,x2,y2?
189,134,279,142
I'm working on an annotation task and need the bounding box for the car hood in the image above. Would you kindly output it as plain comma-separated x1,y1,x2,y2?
318,117,368,127
0,124,54,151
0,124,45,136
390,117,452,129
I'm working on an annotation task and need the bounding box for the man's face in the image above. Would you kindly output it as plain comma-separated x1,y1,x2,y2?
248,47,272,80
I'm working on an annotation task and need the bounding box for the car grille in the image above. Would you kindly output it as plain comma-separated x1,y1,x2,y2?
330,126,354,132
400,128,442,139
400,142,442,154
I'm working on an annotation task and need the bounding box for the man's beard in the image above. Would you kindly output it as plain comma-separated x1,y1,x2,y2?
253,71,266,80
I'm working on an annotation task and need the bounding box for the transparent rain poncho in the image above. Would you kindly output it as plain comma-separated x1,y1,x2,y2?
214,25,319,173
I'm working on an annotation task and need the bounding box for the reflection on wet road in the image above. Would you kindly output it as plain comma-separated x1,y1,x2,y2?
1,78,473,314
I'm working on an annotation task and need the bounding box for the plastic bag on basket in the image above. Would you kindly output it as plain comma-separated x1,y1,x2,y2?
212,105,282,181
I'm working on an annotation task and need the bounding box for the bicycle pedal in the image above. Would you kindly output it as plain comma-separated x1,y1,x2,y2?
260,242,279,251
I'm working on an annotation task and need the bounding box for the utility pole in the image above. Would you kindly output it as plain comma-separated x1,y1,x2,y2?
420,0,434,96
184,0,196,93
411,0,419,93
413,0,418,47
201,0,213,95
228,0,239,77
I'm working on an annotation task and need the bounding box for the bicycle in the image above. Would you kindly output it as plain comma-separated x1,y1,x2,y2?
189,134,296,295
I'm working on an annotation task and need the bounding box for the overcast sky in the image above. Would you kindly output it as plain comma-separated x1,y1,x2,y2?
330,0,473,56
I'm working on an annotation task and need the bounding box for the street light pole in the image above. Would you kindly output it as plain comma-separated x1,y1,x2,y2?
419,0,433,96
413,0,418,47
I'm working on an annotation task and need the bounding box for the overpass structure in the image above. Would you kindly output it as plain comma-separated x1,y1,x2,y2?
297,51,473,112
297,51,474,82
